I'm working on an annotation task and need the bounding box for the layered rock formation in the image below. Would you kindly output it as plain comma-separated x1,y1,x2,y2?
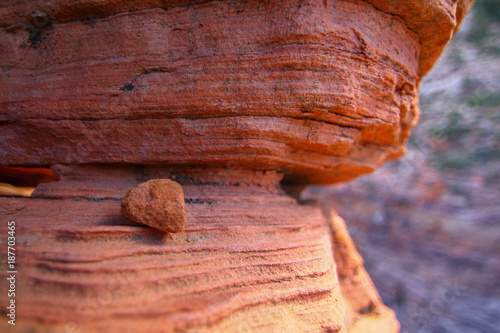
0,0,472,332
0,166,399,332
0,0,472,183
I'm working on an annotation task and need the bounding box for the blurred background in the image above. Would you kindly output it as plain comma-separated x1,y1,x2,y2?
311,0,500,332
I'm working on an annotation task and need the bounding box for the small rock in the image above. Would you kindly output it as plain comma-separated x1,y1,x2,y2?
121,179,186,233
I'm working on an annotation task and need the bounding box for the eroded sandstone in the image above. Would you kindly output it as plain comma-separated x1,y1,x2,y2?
0,0,472,184
0,166,401,332
0,0,473,332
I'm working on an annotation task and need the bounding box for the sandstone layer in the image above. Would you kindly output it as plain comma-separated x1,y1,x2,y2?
0,1,474,332
0,166,398,332
0,0,472,184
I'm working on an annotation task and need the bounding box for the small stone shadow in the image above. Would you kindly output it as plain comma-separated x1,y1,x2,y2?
99,215,171,246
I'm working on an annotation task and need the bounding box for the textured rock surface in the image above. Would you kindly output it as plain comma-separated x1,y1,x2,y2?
121,179,186,233
0,0,474,332
0,0,471,184
0,166,398,332
324,207,399,332
362,0,474,76
305,9,500,331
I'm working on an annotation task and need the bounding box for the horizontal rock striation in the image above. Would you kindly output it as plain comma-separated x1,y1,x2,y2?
0,1,473,332
0,0,470,184
0,166,398,332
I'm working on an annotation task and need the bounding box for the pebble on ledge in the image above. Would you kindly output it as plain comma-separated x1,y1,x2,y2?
121,179,186,233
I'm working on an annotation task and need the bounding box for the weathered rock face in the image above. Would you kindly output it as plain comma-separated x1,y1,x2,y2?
0,0,472,184
0,0,473,332
0,166,398,332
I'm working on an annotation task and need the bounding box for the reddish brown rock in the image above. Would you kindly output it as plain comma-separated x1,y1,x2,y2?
121,179,186,233
0,0,473,332
0,0,471,184
325,207,398,332
1,166,386,333
362,0,474,76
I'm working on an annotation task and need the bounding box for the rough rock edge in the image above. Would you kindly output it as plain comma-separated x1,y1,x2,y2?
0,0,473,75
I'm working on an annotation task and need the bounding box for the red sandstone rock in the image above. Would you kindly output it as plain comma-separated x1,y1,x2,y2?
121,179,186,233
0,0,473,332
0,0,472,184
0,166,399,332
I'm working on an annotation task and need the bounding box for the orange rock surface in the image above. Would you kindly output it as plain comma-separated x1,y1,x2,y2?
0,166,398,332
0,0,472,332
121,179,186,233
0,0,471,184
